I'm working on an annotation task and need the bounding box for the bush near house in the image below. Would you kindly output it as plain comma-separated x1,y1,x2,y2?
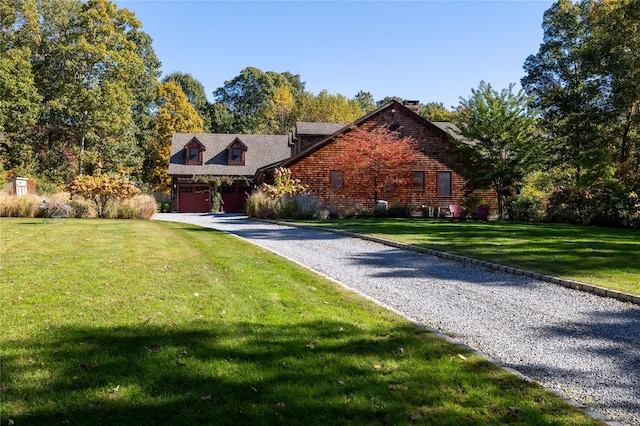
246,168,327,219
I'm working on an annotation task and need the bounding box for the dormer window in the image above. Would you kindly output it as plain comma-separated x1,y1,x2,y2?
231,147,243,163
185,138,205,165
227,138,247,166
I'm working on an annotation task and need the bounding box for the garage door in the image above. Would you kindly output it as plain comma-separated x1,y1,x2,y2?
221,185,249,213
179,185,210,213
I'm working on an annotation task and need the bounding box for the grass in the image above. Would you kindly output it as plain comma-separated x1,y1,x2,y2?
294,218,640,296
0,218,604,425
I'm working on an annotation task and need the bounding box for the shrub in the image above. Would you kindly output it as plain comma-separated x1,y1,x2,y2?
506,193,545,222
69,196,93,218
245,191,278,219
295,194,328,219
106,194,157,219
461,193,486,216
386,204,412,218
68,174,141,218
246,168,327,220
0,192,41,217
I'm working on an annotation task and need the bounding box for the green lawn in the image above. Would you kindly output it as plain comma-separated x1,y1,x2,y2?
295,218,640,296
0,218,603,425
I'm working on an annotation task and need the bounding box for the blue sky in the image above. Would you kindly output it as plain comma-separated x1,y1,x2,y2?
116,1,554,109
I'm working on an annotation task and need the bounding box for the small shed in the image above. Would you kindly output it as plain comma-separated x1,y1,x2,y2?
7,177,28,196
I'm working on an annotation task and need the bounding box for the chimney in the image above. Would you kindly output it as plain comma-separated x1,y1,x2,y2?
402,100,420,113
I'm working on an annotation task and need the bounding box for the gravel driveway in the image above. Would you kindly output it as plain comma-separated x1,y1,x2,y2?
153,213,640,425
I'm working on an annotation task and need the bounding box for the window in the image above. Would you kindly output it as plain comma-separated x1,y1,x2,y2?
189,147,200,163
413,171,425,191
231,148,243,163
185,139,204,165
437,171,452,197
228,140,246,166
330,170,343,188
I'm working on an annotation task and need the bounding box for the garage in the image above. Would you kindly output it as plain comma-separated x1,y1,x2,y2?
178,185,210,213
221,184,250,213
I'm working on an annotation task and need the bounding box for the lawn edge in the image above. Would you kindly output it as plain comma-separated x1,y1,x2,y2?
212,217,618,426
259,219,640,305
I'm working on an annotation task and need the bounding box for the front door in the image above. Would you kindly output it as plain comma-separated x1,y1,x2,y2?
179,185,210,213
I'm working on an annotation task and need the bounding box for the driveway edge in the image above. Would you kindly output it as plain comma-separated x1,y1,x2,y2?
259,219,639,306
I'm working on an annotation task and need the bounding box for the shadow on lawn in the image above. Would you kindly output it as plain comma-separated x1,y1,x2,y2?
2,320,586,426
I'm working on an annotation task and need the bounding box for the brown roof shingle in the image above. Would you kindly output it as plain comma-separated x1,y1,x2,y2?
168,133,291,176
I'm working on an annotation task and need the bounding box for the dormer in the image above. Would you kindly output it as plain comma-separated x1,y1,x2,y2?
227,138,247,166
185,137,205,165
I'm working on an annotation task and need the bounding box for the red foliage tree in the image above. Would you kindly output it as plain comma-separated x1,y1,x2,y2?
332,125,419,206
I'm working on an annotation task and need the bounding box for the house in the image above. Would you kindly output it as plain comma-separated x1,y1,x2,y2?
258,100,493,215
168,133,290,212
168,100,493,215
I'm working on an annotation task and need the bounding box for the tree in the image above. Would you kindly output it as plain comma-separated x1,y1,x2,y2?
354,90,377,113
418,102,456,122
128,28,162,180
522,0,640,185
521,0,640,227
522,0,609,187
332,125,418,205
376,96,403,107
145,81,203,193
295,90,363,124
261,85,296,134
586,0,640,165
16,0,150,182
0,0,41,174
163,72,211,131
212,67,299,134
454,81,543,218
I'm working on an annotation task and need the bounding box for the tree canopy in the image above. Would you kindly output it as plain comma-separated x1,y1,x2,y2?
144,81,204,193
332,125,419,206
454,81,542,218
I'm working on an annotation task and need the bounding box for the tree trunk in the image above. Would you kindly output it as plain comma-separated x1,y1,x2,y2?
620,105,635,163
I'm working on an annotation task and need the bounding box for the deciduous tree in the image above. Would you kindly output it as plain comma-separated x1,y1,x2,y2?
295,90,363,124
163,72,211,131
454,81,543,218
332,125,418,206
146,81,203,193
418,102,456,122
213,67,299,134
0,0,41,174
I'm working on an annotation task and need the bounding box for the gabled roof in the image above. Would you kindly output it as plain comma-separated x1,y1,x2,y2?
169,133,290,177
184,136,206,150
226,137,248,150
294,122,346,136
278,100,453,168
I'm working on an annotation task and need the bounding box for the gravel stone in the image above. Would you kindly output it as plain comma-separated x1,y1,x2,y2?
153,213,640,425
